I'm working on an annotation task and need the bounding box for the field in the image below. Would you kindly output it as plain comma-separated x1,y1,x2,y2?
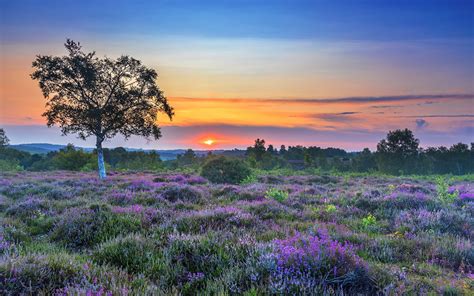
0,171,472,295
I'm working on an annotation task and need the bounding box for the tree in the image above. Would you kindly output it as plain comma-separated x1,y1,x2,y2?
52,144,95,171
376,129,420,174
246,138,266,162
31,40,174,178
353,148,376,172
0,128,9,148
177,149,197,166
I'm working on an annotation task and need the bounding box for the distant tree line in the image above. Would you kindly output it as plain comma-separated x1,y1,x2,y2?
0,131,163,172
0,128,472,175
244,129,473,175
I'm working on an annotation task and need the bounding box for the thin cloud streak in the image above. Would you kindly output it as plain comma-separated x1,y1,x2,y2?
399,114,474,118
171,93,474,105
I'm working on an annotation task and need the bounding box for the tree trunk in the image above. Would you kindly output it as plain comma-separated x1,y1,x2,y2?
96,139,106,179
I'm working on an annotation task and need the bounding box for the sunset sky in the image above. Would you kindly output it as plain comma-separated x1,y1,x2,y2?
1,0,473,150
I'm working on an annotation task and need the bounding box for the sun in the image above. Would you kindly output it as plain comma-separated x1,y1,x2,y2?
203,139,214,146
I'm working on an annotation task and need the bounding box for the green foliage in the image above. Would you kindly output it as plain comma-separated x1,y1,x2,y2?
201,156,251,184
51,206,142,249
362,214,377,230
325,204,337,213
52,144,95,171
436,177,458,204
0,253,83,294
161,185,204,203
240,172,258,185
92,234,161,275
0,159,22,171
265,188,288,203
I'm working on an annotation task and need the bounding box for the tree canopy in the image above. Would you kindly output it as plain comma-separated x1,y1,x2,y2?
31,40,174,178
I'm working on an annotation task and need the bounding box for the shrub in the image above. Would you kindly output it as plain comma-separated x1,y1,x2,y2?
0,159,22,171
201,156,251,184
163,233,259,293
175,206,259,233
92,234,161,275
264,188,288,203
325,204,337,213
5,197,49,219
260,233,373,294
0,253,82,294
0,253,160,295
436,177,458,204
51,206,141,249
362,214,377,230
161,185,205,203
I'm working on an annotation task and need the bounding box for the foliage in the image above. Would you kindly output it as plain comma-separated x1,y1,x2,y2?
201,156,251,184
31,39,174,178
436,177,459,204
51,206,141,249
361,214,377,230
264,188,288,202
1,171,473,294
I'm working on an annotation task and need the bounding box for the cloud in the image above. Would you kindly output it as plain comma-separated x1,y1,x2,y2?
400,114,474,118
172,93,473,105
415,118,428,129
296,112,362,123
337,112,359,115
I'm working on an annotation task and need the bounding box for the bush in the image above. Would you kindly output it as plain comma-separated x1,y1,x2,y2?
201,156,251,184
0,252,160,295
51,206,141,249
436,177,458,204
175,206,258,233
0,253,82,294
161,185,205,203
264,188,288,203
92,234,161,275
163,233,259,293
0,159,22,171
261,233,373,294
5,197,49,219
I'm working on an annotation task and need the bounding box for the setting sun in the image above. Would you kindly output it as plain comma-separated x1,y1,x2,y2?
203,139,214,146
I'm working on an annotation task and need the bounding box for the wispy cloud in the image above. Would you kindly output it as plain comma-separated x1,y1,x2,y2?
399,114,474,118
173,93,473,105
415,118,428,129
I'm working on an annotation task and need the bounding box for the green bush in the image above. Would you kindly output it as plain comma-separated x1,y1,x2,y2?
265,188,288,203
92,234,162,275
0,159,22,171
51,206,142,249
0,253,82,294
436,177,458,204
201,156,251,184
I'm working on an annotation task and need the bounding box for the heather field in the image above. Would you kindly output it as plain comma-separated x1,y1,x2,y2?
0,171,472,295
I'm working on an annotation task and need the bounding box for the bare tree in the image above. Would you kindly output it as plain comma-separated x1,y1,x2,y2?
31,40,174,178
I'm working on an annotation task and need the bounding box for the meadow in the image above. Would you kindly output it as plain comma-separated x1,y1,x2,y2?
0,170,472,295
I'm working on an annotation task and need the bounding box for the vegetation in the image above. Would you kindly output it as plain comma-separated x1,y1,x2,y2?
1,128,472,177
200,156,252,184
30,40,174,178
0,171,472,294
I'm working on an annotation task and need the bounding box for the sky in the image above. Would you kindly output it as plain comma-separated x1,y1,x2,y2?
1,0,473,150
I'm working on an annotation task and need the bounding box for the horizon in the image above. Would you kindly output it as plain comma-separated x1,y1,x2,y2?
1,0,473,149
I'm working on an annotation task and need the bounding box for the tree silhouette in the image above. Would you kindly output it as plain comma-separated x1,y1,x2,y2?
31,40,174,178
376,129,420,174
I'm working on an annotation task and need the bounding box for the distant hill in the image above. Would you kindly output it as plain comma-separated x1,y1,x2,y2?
10,143,68,154
8,143,246,160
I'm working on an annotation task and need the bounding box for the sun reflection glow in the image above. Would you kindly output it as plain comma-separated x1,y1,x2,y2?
203,139,215,146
